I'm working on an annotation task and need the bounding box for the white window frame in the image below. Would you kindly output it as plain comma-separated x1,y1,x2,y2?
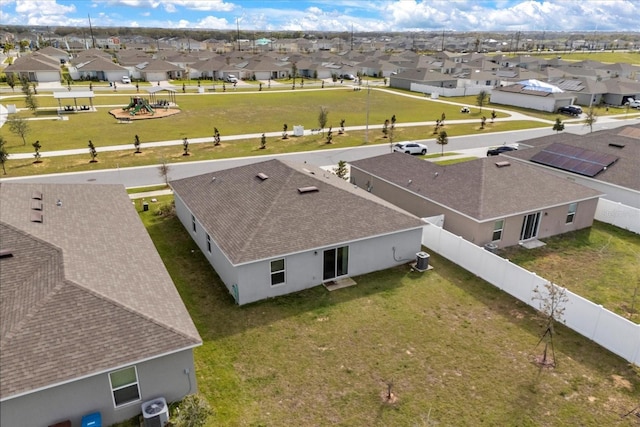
108,366,141,408
492,219,505,241
566,203,577,224
270,258,285,286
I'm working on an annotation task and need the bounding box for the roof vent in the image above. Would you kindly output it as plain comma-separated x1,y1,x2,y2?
297,186,319,194
608,142,625,149
31,200,43,210
257,172,269,180
0,249,13,259
302,168,315,175
32,191,42,200
31,211,43,223
495,161,511,168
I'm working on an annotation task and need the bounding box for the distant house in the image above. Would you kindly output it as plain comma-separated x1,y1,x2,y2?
490,79,575,112
350,154,603,249
170,159,425,306
4,52,61,82
0,183,201,427
72,55,129,82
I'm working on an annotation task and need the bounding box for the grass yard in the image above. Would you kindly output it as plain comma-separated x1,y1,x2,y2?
139,199,639,426
500,221,640,322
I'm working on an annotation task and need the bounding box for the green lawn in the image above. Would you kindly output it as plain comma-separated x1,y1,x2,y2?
138,200,640,426
500,221,640,322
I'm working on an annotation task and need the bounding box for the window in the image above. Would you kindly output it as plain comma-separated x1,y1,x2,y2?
109,366,140,407
191,214,196,233
206,234,211,253
566,203,577,224
492,219,504,241
270,259,285,286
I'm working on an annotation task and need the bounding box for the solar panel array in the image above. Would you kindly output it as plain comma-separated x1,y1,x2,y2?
530,142,619,177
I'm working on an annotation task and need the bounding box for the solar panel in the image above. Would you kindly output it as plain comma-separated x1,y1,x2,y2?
530,142,618,177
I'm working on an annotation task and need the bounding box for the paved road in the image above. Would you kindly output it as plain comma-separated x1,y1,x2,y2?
2,117,634,187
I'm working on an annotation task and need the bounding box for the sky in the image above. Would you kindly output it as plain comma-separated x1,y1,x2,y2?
1,0,639,33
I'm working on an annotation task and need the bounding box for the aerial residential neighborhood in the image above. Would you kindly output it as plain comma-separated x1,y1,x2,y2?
1,2,640,425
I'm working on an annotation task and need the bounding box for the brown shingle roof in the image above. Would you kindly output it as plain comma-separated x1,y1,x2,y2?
351,153,602,221
170,159,424,265
0,183,201,400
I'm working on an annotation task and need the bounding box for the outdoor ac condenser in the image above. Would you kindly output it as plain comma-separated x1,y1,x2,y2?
141,397,169,427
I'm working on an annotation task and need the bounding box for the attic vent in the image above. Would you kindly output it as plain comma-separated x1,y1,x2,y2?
31,211,43,223
0,249,13,259
608,143,625,149
257,172,269,180
32,191,42,200
31,200,43,210
302,168,315,175
495,161,511,168
297,186,319,194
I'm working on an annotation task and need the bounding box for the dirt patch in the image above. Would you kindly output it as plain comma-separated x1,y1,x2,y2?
109,107,181,121
611,374,633,391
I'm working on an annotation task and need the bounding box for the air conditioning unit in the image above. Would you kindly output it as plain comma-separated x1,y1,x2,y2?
415,251,430,271
141,397,169,427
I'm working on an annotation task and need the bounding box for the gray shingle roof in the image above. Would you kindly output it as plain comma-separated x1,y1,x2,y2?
0,183,201,400
351,153,602,222
170,159,424,265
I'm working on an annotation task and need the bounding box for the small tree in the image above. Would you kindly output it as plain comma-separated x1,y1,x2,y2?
213,128,221,146
158,158,171,186
6,73,16,92
134,134,141,153
440,112,446,124
436,130,448,156
88,140,98,163
169,393,213,427
584,107,598,133
476,90,488,113
282,123,288,139
382,119,390,138
480,116,486,129
333,160,348,180
339,119,345,135
25,92,39,115
326,127,333,144
0,136,9,175
552,118,565,133
8,116,30,145
260,133,266,149
391,114,397,130
491,110,497,123
318,106,329,135
532,281,568,368
182,137,190,156
32,140,42,163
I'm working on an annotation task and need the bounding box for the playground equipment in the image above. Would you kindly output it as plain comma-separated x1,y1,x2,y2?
122,97,155,116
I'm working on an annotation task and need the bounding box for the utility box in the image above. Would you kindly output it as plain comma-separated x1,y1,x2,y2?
143,201,149,211
81,412,101,427
416,251,430,271
293,125,304,136
484,243,498,253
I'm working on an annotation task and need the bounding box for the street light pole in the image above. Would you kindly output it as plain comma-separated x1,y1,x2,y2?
365,81,370,143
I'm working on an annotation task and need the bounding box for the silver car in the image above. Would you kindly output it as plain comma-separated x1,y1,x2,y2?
393,143,428,155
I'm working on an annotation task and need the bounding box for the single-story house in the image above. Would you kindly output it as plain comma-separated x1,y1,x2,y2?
506,124,640,209
170,159,425,306
72,56,130,82
350,153,603,249
0,183,201,427
490,79,576,112
4,53,62,83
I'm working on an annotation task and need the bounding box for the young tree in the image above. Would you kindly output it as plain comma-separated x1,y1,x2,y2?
532,281,568,368
260,133,266,149
436,130,448,156
382,119,390,138
213,128,221,146
339,119,345,135
158,158,171,186
134,134,141,153
6,73,16,92
480,116,487,129
318,106,329,135
333,160,348,180
25,92,39,115
88,140,98,163
0,136,9,175
8,116,30,145
182,137,190,156
476,90,488,113
282,123,288,139
32,140,42,163
491,110,497,123
326,127,333,144
584,107,598,133
170,393,213,427
391,114,397,130
552,118,565,133
440,112,446,124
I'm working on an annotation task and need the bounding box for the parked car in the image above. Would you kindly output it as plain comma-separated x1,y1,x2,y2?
340,73,356,80
225,74,238,83
460,107,470,113
557,105,582,116
121,76,131,84
487,145,518,156
627,98,640,108
393,143,428,155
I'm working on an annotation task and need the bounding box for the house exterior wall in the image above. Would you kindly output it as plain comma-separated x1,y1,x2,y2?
234,228,423,305
490,90,560,112
0,349,196,427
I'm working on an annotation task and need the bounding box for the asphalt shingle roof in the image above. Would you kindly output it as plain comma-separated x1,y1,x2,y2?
170,159,424,265
0,183,201,400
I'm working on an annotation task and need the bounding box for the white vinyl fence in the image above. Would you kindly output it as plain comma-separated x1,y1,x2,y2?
422,222,640,366
595,198,640,235
410,83,492,97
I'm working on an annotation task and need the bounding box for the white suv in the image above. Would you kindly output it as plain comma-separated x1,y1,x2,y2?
225,74,238,83
121,76,131,84
393,143,428,155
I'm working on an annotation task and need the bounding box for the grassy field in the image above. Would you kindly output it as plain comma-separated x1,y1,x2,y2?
137,198,639,426
500,221,640,322
490,51,640,65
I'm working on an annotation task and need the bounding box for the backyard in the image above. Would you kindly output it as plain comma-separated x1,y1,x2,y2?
136,197,640,426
